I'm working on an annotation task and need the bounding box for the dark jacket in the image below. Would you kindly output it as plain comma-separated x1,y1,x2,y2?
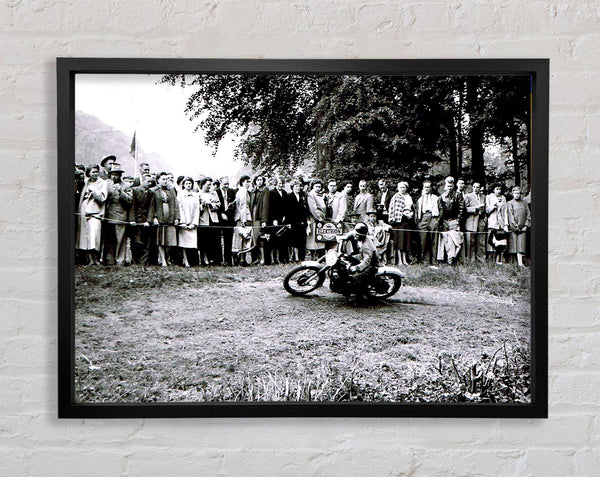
131,185,154,223
250,187,270,224
375,189,393,216
147,187,180,225
268,187,288,224
438,190,466,226
285,191,308,226
216,187,237,224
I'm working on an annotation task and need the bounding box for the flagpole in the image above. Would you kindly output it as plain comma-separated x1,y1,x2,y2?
134,130,138,178
130,127,138,178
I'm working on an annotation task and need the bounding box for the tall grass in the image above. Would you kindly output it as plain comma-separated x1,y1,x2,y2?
406,262,530,297
76,343,530,403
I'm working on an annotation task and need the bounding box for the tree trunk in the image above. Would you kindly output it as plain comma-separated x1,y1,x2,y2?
525,107,531,184
470,124,484,184
457,84,464,175
449,111,458,178
466,77,485,184
314,125,327,172
512,124,520,187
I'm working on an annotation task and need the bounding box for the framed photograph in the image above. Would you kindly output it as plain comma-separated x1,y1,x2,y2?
58,58,548,418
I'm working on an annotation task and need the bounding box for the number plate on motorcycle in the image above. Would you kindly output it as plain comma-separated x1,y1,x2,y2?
316,221,344,242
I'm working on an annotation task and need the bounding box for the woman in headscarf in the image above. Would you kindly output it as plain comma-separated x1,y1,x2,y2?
178,177,199,267
76,164,108,265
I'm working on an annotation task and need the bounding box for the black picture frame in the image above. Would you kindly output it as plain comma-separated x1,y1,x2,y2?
58,58,548,418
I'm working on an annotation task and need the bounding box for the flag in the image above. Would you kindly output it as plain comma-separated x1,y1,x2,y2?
129,130,136,157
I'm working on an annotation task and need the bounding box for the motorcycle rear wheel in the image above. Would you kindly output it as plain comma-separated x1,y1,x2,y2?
368,274,402,299
283,265,325,296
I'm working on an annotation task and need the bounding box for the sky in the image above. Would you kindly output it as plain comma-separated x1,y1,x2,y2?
75,74,242,179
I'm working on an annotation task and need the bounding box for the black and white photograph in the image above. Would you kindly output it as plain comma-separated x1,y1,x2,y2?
60,59,547,417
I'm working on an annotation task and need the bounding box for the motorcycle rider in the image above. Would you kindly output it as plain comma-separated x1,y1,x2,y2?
344,222,379,303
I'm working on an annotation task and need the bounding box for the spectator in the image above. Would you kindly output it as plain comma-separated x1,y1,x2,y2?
99,155,115,180
178,177,200,267
215,176,237,266
148,171,180,266
506,186,530,267
388,181,414,266
486,183,508,262
103,164,132,266
285,179,308,262
341,182,353,223
130,173,155,265
456,177,468,262
437,177,466,265
415,180,439,264
233,175,253,266
464,181,487,263
268,176,288,264
133,162,151,187
74,167,86,213
306,179,327,259
375,179,393,223
353,179,375,223
250,175,270,265
366,209,391,264
76,164,108,265
198,177,221,265
324,179,347,225
122,174,136,264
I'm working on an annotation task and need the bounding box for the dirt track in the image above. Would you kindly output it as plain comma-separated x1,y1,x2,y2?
75,264,531,402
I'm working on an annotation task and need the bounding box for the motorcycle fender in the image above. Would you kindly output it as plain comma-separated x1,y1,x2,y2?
300,260,322,268
376,266,405,279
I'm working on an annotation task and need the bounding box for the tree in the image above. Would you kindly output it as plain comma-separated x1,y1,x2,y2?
483,76,531,186
160,73,530,189
161,74,317,174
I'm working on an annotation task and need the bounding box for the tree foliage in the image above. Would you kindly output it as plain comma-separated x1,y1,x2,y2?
160,73,530,188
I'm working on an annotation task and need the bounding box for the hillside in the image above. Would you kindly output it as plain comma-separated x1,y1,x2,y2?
75,111,170,174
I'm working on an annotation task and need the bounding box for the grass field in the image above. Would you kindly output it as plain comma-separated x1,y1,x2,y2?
75,262,531,403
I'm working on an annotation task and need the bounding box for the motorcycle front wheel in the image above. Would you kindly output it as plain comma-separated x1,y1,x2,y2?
368,274,402,299
283,265,325,296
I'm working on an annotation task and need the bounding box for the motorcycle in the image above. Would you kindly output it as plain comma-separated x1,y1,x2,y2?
283,237,404,299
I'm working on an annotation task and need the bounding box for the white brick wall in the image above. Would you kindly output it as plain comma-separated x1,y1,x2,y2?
1,0,598,475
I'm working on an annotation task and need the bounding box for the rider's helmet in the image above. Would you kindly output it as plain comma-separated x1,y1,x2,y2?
354,222,368,239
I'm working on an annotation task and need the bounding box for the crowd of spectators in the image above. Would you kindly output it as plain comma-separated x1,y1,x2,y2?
74,155,531,268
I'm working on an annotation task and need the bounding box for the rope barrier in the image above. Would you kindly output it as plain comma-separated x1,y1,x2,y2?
75,213,515,236
75,212,291,230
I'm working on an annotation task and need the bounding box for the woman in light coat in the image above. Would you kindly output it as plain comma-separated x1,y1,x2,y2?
178,177,200,267
232,175,253,266
76,164,108,265
485,183,508,262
